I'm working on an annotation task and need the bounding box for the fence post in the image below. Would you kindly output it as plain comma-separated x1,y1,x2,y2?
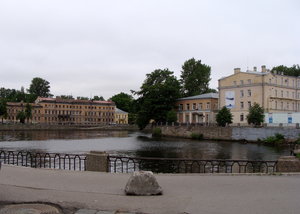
86,151,109,172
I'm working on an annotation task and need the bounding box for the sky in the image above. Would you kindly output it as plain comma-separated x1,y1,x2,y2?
0,0,299,99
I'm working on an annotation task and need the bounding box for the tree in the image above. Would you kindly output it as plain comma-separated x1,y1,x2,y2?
28,77,52,98
166,110,177,123
133,69,181,129
271,64,300,77
180,58,211,96
60,95,74,100
25,103,32,123
92,95,105,101
216,106,233,127
77,96,89,100
16,111,26,124
0,99,8,124
109,92,133,113
247,103,264,127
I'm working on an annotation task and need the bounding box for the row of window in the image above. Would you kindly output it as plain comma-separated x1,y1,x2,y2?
240,89,251,98
178,102,213,111
44,104,114,110
233,78,300,88
273,90,300,99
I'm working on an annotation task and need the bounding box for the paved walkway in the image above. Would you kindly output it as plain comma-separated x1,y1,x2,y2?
1,165,300,214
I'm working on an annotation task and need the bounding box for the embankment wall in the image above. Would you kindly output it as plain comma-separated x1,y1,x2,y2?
160,125,300,141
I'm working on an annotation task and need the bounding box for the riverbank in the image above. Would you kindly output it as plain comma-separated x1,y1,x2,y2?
1,165,300,214
159,125,300,142
0,124,141,132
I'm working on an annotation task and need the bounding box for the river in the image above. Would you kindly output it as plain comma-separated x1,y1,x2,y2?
0,130,291,160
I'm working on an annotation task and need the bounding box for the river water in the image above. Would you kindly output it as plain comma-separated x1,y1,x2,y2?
0,130,291,160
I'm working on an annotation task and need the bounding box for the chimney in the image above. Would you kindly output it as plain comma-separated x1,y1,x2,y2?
253,66,257,72
261,65,266,73
234,68,241,74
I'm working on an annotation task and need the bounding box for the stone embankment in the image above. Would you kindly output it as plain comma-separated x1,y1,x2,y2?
159,125,300,142
0,124,140,132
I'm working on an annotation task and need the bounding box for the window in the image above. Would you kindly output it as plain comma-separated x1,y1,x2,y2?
286,91,289,98
275,101,277,109
206,102,210,109
287,102,289,110
240,114,244,122
281,102,283,110
247,79,251,84
269,79,272,84
248,101,251,108
233,81,237,86
193,103,197,110
179,104,183,110
199,103,203,110
247,89,252,97
240,80,244,85
240,102,244,109
186,104,190,110
240,90,244,98
281,90,283,97
275,90,277,97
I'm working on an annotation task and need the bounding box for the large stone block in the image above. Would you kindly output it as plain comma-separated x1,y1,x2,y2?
86,151,108,172
125,171,163,196
277,156,300,172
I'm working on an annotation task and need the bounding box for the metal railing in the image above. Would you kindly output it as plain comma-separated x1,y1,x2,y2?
1,150,278,174
108,156,278,174
0,150,86,171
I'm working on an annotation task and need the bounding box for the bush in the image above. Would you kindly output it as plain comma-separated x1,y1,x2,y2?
152,127,162,138
191,133,203,140
263,133,285,145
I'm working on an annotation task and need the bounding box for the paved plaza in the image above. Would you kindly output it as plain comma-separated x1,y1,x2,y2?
0,165,300,214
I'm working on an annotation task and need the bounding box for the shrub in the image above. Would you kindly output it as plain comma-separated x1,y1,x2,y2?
191,133,203,140
152,127,162,138
263,133,285,145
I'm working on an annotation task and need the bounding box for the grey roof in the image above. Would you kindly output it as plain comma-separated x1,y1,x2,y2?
177,93,219,101
115,108,128,114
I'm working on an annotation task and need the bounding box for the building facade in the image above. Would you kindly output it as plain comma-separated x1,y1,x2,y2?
6,97,115,125
176,93,219,124
218,65,300,124
115,108,128,124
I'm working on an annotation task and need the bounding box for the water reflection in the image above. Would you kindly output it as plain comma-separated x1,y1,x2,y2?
0,130,290,160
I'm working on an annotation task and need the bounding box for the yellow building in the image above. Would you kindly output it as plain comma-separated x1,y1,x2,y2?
6,97,115,125
115,108,128,124
176,93,219,124
218,65,300,124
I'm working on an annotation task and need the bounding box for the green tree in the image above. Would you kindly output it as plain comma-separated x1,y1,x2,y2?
247,103,265,127
216,106,233,127
0,99,8,124
109,92,133,113
180,58,211,96
16,111,26,124
28,77,52,98
166,110,177,123
60,95,74,100
77,96,89,100
25,103,32,123
92,95,105,101
133,69,181,129
271,64,300,77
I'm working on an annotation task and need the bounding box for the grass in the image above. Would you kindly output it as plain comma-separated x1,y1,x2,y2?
191,133,204,140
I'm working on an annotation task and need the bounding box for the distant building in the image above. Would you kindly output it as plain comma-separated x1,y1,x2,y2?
115,108,128,124
6,97,115,125
176,93,219,123
218,65,300,124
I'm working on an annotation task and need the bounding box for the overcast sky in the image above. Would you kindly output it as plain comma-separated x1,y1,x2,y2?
0,0,299,99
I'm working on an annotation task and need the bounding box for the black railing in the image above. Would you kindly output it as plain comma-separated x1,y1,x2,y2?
108,156,278,174
0,150,86,171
